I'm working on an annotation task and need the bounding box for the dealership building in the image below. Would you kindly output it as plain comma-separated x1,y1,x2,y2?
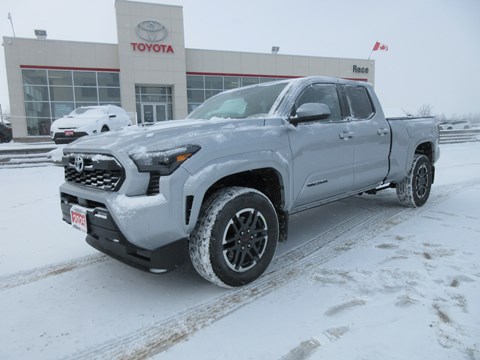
3,0,375,139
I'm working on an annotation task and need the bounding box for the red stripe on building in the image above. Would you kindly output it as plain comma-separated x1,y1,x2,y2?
20,65,120,72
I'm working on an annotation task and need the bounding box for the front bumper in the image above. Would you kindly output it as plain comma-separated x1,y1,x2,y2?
60,192,189,272
53,131,89,144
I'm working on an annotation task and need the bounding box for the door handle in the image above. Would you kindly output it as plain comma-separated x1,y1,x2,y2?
377,128,389,136
339,131,354,140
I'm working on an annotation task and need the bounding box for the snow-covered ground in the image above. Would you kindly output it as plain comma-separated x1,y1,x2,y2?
0,141,57,152
0,142,479,360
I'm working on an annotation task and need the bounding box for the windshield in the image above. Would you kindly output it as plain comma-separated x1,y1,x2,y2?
68,107,105,118
187,82,288,120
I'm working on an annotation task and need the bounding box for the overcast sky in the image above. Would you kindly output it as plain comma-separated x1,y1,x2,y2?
1,0,479,117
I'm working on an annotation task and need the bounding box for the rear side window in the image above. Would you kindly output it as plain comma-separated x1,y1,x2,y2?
345,86,375,119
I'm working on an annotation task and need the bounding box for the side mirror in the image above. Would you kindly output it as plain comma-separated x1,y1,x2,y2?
290,103,331,126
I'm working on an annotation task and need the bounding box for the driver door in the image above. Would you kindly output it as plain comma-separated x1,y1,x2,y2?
288,83,355,210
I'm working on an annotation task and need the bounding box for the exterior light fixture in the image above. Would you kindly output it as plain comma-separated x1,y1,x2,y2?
34,29,47,40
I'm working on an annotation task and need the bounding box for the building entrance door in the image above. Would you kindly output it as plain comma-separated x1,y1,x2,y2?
141,103,168,123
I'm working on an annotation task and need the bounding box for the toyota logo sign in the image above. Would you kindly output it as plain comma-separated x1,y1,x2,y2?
135,20,168,42
74,155,84,173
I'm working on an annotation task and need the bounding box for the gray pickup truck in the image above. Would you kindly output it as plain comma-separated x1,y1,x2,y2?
60,76,439,287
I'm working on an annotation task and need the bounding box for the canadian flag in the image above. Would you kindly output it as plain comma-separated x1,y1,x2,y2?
372,41,389,51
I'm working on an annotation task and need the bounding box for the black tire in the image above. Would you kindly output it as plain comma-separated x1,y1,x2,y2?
0,131,11,143
189,187,279,288
101,126,109,132
396,154,432,208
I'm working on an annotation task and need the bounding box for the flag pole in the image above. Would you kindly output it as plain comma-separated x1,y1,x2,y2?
8,13,16,37
368,50,374,60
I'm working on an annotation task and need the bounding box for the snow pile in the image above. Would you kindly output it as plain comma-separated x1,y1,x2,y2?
48,147,64,163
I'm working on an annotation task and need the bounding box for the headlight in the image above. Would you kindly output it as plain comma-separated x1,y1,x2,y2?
130,144,201,174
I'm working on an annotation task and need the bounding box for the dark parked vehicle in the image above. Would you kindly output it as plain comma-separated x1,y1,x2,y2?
0,122,13,143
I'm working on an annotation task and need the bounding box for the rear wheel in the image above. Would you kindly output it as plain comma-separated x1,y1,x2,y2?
396,154,432,207
189,187,279,288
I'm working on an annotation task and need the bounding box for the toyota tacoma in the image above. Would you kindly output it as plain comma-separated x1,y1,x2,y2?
59,76,439,287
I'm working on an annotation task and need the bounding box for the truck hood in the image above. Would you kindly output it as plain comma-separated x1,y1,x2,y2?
64,117,272,155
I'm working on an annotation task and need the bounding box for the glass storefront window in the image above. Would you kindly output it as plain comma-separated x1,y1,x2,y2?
75,87,98,102
224,77,241,89
259,77,275,83
187,75,204,89
205,89,222,99
23,69,48,85
25,102,51,118
75,102,98,108
48,71,73,86
136,104,142,121
97,72,120,87
140,86,166,95
27,118,52,136
187,89,205,103
22,69,121,136
25,101,51,136
99,87,121,103
51,102,75,119
23,85,49,102
73,71,97,87
205,76,223,90
241,77,259,86
141,94,167,103
135,85,174,124
99,102,121,107
49,86,74,101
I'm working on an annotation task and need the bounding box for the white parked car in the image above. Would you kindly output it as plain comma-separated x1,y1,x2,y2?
50,105,132,144
438,120,471,131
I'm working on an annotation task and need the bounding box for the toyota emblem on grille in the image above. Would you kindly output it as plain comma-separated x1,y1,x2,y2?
74,155,84,173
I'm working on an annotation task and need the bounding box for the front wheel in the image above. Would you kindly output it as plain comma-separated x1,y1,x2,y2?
189,187,279,288
396,154,433,207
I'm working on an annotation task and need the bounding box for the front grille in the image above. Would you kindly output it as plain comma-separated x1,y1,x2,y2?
63,153,125,191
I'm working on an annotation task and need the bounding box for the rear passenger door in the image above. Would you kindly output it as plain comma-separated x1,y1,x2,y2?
343,85,390,190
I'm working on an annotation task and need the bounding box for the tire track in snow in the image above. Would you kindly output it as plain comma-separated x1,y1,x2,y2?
62,180,479,360
62,208,379,360
0,254,108,291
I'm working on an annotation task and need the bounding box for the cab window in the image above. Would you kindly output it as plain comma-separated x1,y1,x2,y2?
345,86,375,119
294,84,342,121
